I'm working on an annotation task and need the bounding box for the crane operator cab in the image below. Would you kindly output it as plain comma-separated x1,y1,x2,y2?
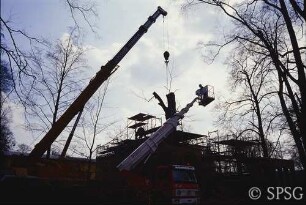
195,84,215,106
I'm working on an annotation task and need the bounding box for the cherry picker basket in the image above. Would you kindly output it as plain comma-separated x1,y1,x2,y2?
198,85,215,106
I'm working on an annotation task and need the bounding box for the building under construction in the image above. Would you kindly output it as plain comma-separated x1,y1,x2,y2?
95,112,299,203
0,112,302,204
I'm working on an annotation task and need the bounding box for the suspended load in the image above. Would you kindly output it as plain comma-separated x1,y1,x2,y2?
163,51,170,65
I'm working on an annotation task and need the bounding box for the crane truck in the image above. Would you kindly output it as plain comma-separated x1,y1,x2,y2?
1,6,215,204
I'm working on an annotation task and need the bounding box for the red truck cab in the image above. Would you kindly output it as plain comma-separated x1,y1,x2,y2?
153,164,200,204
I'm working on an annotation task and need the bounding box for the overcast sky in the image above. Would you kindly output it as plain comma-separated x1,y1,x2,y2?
2,0,231,151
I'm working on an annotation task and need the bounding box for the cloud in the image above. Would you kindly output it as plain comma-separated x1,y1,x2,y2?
82,0,230,137
5,0,231,149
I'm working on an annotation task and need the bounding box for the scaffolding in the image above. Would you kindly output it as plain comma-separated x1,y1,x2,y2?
97,120,294,181
126,113,162,140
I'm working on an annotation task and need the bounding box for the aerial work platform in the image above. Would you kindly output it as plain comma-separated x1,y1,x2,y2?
196,84,215,106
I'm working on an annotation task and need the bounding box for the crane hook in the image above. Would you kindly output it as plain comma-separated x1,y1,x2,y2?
163,51,170,65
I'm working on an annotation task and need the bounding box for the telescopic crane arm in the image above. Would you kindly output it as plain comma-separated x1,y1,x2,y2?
117,85,215,171
29,6,167,158
117,97,199,171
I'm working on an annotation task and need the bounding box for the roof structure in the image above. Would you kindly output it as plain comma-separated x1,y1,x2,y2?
213,139,259,147
168,130,204,142
128,122,147,129
128,113,155,121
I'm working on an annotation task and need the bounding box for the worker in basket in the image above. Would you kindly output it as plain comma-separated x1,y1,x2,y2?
195,84,208,105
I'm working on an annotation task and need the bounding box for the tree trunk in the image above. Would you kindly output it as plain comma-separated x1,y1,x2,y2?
60,108,84,158
166,92,176,119
280,0,306,154
153,92,176,120
245,72,269,158
278,74,306,169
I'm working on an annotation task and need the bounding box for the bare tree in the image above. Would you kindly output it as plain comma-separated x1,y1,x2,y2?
16,143,31,154
187,0,305,169
70,79,117,179
65,0,99,34
153,92,176,120
0,103,15,157
25,29,88,157
0,0,98,78
216,51,281,158
0,0,99,114
0,16,47,109
0,60,15,159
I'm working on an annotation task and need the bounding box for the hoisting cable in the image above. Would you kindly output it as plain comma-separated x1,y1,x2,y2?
163,15,171,92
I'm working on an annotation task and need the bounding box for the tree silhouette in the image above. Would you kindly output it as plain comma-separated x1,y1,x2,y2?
188,0,305,168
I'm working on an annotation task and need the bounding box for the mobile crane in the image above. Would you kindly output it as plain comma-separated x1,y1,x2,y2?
24,5,216,204
29,6,167,158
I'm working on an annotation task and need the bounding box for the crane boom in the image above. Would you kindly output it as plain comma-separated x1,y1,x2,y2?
29,6,167,158
117,97,199,171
